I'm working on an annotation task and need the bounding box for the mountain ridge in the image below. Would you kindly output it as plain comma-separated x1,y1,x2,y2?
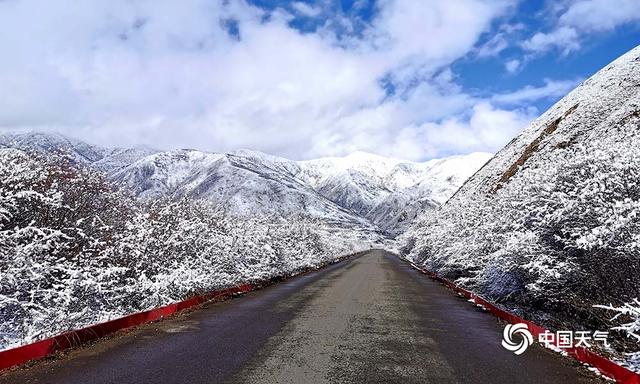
0,131,491,236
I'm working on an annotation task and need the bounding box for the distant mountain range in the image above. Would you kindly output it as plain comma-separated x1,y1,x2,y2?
0,131,491,236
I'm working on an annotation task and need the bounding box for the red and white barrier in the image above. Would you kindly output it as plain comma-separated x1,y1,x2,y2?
409,262,640,384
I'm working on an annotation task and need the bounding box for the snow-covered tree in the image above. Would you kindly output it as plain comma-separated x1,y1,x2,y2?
0,149,370,350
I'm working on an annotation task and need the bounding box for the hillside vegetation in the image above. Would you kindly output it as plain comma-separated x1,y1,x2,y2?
0,148,372,350
401,45,640,370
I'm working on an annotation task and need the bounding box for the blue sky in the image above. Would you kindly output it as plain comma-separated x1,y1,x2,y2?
0,0,639,160
455,2,640,113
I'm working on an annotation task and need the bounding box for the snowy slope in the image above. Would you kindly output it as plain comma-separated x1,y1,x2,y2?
0,132,114,164
402,44,640,368
367,153,493,236
0,132,158,174
111,149,370,227
93,147,160,174
298,152,410,218
113,148,489,233
111,150,227,198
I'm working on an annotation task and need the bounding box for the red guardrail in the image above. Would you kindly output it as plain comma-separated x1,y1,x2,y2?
0,283,254,372
408,262,640,384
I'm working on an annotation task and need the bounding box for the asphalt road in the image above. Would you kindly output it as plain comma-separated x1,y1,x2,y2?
0,250,601,383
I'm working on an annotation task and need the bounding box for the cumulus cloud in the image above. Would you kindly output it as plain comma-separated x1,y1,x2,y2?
559,0,640,32
522,27,581,55
0,0,546,161
522,0,640,54
419,103,536,158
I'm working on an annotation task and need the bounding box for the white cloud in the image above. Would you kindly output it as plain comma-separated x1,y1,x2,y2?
523,0,640,54
559,0,640,32
0,0,539,161
371,0,510,63
492,79,581,105
504,59,521,73
475,34,509,58
474,23,524,59
291,2,322,18
522,26,580,55
305,100,535,160
419,102,535,157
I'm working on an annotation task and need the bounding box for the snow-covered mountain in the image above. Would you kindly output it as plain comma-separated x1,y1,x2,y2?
402,44,640,368
0,132,159,174
93,147,160,174
297,151,491,235
0,132,114,164
0,131,490,235
110,148,370,227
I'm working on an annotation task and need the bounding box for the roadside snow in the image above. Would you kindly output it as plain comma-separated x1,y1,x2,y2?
0,149,376,351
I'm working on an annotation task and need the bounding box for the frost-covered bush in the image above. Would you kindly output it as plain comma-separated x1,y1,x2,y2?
596,300,640,342
0,149,369,350
0,149,135,345
596,300,640,371
401,133,640,358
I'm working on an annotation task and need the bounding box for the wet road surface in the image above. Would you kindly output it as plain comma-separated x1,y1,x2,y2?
0,250,601,383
